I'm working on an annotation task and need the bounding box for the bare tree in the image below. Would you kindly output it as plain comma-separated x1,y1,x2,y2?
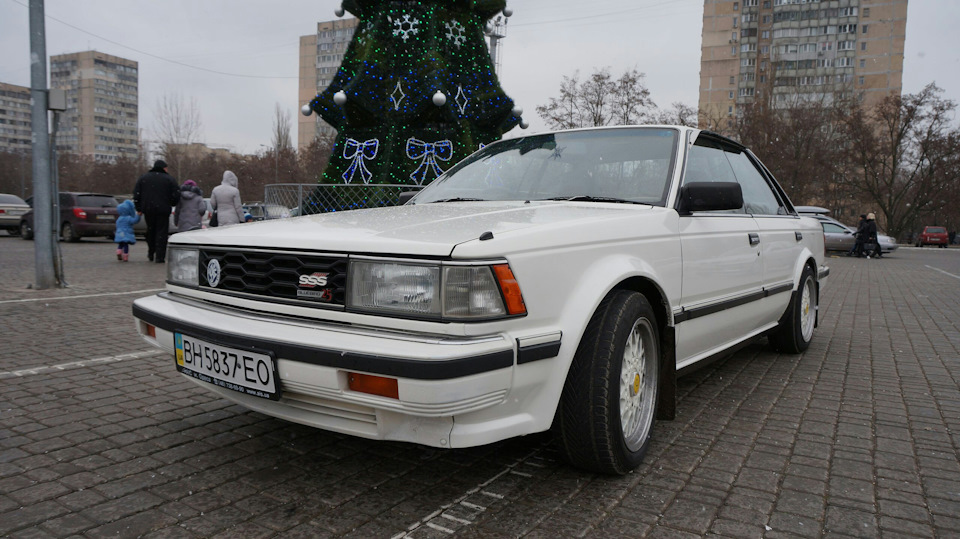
272,103,293,154
154,92,203,180
654,102,698,127
536,67,656,129
840,83,960,240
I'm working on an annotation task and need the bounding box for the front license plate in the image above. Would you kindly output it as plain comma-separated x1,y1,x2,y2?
174,333,281,400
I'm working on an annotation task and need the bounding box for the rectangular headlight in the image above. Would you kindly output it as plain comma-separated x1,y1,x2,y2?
443,266,506,319
349,261,441,317
167,247,199,287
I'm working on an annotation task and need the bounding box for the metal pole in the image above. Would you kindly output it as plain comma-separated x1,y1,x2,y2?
29,0,56,289
274,149,278,182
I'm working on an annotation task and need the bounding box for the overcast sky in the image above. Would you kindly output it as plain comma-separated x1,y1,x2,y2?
1,0,957,155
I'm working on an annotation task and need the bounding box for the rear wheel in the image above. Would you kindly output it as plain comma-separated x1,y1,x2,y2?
20,221,32,240
770,265,817,354
61,222,79,242
557,290,660,475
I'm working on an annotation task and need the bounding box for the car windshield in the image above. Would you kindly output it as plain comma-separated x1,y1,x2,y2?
77,195,118,208
412,128,680,207
0,194,26,204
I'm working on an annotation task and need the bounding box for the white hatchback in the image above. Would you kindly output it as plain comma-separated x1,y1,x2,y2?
133,126,828,474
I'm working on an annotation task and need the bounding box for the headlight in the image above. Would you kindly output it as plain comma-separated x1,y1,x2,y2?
350,261,441,317
167,247,199,287
348,260,525,321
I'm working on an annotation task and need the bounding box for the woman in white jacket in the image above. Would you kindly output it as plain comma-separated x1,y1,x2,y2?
210,170,245,226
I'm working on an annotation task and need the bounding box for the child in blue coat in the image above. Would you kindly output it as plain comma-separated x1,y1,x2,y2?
115,199,141,262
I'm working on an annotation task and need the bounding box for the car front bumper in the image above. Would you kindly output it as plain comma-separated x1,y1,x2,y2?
132,292,563,448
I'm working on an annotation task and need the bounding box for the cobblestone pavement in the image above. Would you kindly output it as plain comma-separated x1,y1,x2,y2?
1,235,959,538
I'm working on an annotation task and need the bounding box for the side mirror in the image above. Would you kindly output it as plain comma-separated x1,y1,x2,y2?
677,182,743,215
397,191,418,205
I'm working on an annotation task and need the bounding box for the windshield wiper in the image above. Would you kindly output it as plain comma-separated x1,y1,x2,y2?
543,195,650,205
427,197,487,203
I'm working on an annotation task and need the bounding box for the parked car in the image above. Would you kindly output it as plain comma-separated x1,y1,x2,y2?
20,192,119,242
0,193,30,236
916,225,949,248
133,126,828,474
795,206,898,254
242,202,291,221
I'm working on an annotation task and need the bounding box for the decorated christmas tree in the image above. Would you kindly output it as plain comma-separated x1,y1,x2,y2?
307,0,522,192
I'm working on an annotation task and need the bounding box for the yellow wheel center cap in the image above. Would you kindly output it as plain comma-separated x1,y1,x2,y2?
632,373,641,396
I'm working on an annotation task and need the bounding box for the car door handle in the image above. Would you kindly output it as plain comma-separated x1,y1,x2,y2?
795,231,803,241
748,233,760,246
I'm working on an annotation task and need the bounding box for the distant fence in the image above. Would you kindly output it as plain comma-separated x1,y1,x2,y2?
263,184,424,215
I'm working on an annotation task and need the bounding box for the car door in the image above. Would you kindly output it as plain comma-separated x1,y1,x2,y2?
821,222,854,251
675,135,764,368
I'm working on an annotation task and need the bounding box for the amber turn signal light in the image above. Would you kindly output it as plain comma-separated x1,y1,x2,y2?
144,323,156,338
348,372,399,399
492,264,527,315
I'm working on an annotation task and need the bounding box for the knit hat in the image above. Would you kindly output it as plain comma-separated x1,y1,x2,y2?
151,159,168,172
183,179,197,187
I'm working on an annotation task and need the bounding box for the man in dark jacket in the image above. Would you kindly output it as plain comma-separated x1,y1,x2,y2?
133,160,179,263
849,214,867,257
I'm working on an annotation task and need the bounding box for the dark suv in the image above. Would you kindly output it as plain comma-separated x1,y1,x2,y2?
20,193,120,242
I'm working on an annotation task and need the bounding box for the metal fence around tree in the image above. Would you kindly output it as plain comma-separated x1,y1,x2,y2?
263,184,423,216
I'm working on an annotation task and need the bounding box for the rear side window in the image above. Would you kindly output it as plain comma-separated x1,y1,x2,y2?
0,194,26,204
76,195,118,208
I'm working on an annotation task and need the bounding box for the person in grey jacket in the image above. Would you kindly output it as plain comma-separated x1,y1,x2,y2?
174,180,206,232
210,170,245,226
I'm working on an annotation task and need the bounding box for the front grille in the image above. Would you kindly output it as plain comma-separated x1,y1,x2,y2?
200,248,347,307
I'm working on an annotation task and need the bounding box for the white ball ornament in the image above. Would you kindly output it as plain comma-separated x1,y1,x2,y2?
520,120,530,129
511,106,523,117
432,91,447,107
333,91,348,106
301,104,313,116
334,6,345,17
503,7,513,17
484,22,493,33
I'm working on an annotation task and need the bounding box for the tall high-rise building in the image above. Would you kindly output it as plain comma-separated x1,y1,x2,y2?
50,51,139,163
0,82,31,153
298,18,358,151
699,0,908,124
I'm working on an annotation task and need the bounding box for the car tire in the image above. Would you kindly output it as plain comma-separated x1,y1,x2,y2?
770,265,817,354
556,290,660,475
61,222,79,242
20,221,33,240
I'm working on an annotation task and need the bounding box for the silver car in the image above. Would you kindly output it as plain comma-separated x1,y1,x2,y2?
796,206,898,254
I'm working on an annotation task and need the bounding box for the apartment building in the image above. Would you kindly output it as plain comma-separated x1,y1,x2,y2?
699,0,908,124
0,82,32,154
298,18,358,151
50,51,139,163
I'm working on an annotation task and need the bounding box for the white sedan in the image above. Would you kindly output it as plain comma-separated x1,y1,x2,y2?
133,126,828,474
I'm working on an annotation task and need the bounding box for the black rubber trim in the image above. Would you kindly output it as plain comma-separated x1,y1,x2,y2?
516,340,561,365
818,266,830,280
674,283,793,324
133,303,514,380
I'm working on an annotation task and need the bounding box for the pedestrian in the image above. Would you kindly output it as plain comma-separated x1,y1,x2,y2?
133,160,179,263
210,170,245,226
174,180,206,232
864,212,882,259
114,199,140,262
849,214,867,257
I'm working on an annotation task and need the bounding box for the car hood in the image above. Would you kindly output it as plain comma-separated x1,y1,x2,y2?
169,201,657,256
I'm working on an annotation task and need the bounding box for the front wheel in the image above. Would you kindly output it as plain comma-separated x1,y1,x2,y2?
770,265,817,354
556,290,660,475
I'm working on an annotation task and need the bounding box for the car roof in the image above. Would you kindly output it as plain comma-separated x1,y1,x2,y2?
795,205,831,215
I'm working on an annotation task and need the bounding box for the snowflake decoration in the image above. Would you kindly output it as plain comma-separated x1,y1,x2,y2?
390,81,406,111
392,14,420,42
356,21,375,45
454,85,469,115
444,20,466,48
